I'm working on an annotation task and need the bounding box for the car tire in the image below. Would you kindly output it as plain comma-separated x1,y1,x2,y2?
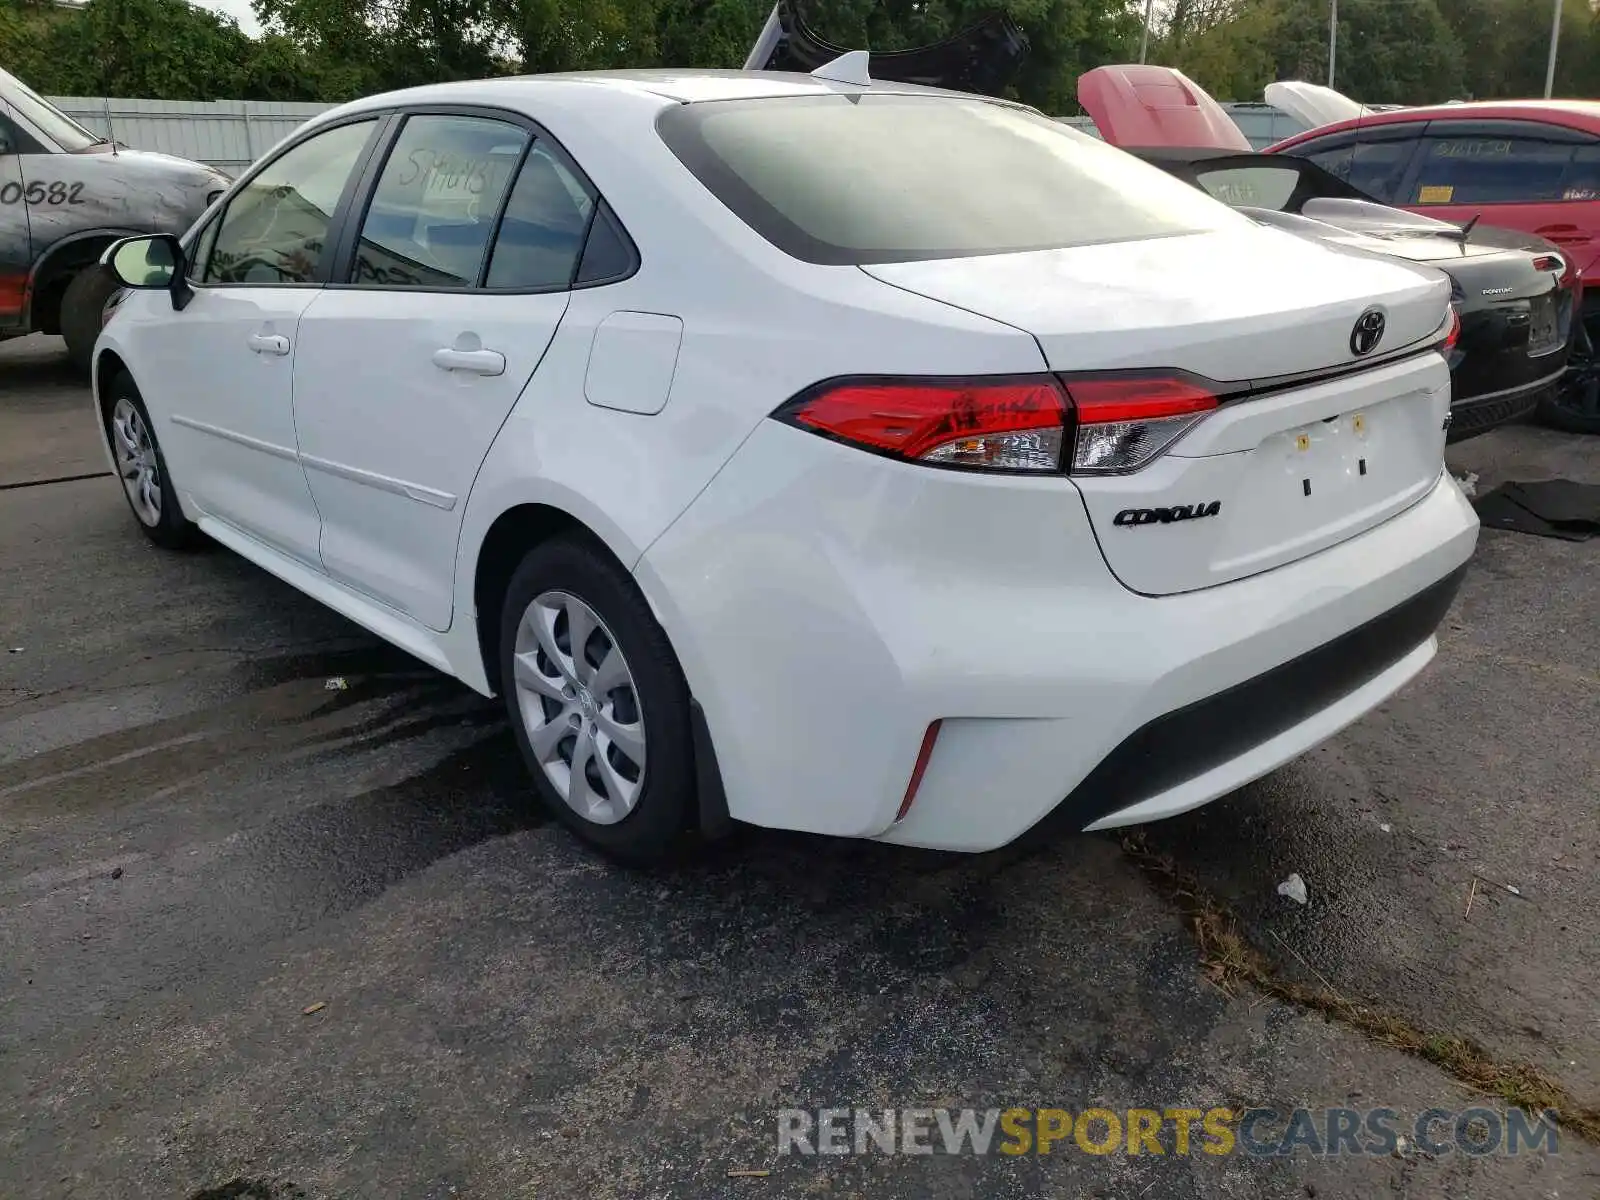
1535,376,1600,435
499,535,698,865
60,265,122,375
102,373,202,550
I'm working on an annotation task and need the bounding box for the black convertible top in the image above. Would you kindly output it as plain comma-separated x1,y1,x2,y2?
751,0,1030,97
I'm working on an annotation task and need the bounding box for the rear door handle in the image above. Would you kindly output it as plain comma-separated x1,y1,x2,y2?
432,347,506,377
247,333,291,356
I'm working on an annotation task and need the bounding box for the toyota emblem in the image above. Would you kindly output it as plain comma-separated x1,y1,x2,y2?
1350,308,1386,357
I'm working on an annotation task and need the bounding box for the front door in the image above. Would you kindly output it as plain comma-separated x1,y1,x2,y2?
292,116,596,630
0,101,32,333
143,117,382,566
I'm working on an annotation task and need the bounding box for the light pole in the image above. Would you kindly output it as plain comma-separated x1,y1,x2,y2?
1139,0,1155,63
1328,0,1338,89
1544,0,1562,98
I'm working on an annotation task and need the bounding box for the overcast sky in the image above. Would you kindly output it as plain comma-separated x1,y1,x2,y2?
194,0,264,37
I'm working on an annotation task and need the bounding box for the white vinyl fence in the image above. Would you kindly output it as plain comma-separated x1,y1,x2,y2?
46,96,335,177
45,95,1308,176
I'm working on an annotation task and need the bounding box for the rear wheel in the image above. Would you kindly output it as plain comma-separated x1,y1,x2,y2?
1537,363,1600,435
60,265,121,375
103,374,201,550
499,536,698,864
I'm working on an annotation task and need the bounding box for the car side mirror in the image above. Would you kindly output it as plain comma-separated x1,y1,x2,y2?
103,234,193,311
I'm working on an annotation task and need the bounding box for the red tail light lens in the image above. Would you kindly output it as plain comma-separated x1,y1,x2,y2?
776,373,1218,475
1442,307,1461,351
1064,376,1217,474
778,377,1070,472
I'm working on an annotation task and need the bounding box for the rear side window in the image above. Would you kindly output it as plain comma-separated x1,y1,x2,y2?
1407,135,1577,205
483,144,595,289
1564,145,1600,200
1192,166,1301,210
657,94,1243,265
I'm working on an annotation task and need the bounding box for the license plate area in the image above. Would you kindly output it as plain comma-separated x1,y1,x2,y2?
1528,294,1562,357
1275,408,1385,509
1073,357,1448,596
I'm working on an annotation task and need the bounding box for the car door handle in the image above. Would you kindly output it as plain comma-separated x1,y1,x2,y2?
432,347,506,377
247,333,291,356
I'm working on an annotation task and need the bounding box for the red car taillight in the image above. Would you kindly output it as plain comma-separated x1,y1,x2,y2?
775,373,1218,475
1442,307,1461,351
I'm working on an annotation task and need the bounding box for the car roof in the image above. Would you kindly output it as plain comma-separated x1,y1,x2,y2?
323,68,984,119
1272,98,1600,147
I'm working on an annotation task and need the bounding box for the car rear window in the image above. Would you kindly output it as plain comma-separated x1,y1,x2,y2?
657,94,1243,265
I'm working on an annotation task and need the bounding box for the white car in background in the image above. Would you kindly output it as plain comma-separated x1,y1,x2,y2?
92,63,1478,862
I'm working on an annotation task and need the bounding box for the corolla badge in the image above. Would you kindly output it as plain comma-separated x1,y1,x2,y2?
1113,501,1222,527
1349,308,1386,357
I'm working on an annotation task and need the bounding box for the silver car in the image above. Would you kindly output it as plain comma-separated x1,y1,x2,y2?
0,69,229,370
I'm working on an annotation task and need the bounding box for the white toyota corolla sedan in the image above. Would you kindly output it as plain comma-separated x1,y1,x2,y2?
92,65,1479,862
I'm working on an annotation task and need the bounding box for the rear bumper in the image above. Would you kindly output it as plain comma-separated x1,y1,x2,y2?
1446,369,1560,442
637,422,1480,852
1035,562,1464,836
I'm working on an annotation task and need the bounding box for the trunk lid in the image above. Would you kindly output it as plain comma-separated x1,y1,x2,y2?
1077,64,1253,152
1263,81,1399,134
863,228,1453,595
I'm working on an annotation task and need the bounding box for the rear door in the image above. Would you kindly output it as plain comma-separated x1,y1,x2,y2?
1392,119,1600,278
291,112,597,631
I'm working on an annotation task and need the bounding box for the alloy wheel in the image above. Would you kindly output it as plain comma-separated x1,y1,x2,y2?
111,398,162,527
512,590,648,825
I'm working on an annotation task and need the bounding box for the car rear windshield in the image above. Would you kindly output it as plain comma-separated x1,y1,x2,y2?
657,93,1243,265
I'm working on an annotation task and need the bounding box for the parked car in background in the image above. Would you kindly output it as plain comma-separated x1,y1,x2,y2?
1112,143,1576,441
1268,97,1600,433
0,67,230,371
92,66,1476,862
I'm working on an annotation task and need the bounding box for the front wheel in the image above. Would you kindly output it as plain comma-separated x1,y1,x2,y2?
103,374,201,550
60,265,122,375
499,536,698,864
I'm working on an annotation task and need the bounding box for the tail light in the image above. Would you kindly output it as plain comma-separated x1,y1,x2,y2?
774,373,1218,476
1442,307,1461,351
1066,377,1217,474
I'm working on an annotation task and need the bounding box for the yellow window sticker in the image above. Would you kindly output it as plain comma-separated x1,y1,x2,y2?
1352,413,1367,434
1418,185,1454,204
1295,433,1311,452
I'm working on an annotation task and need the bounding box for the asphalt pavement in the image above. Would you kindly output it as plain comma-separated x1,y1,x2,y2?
2,334,1597,1199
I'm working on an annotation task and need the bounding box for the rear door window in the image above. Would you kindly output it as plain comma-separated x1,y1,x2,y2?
1407,133,1576,205
657,94,1243,265
349,114,527,289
